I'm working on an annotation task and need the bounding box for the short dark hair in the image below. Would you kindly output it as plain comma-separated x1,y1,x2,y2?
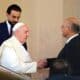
71,23,80,33
6,4,22,14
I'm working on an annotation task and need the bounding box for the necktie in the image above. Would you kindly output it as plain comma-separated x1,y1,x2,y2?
10,25,14,36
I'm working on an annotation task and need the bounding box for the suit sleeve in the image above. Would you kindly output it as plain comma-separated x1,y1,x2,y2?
45,58,57,68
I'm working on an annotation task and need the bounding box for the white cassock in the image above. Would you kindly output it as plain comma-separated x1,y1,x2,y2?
0,36,37,74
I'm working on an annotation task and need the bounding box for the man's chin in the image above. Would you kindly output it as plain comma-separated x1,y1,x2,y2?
8,21,17,25
62,34,66,37
12,22,17,25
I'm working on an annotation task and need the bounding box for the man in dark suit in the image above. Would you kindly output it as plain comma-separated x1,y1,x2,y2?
0,4,27,49
44,17,80,78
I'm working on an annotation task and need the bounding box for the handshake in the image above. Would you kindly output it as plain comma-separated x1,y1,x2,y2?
37,59,47,69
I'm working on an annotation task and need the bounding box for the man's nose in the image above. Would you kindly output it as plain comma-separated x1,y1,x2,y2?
27,32,29,37
14,18,19,22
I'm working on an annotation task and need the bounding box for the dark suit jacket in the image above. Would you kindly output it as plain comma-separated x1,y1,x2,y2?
47,34,80,77
0,21,27,50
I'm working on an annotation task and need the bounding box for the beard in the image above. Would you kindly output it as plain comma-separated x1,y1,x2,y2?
8,21,17,26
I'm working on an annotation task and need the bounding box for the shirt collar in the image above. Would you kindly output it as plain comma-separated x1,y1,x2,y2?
6,21,11,34
66,33,79,44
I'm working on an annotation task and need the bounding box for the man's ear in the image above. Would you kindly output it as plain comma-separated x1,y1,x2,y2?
6,13,9,18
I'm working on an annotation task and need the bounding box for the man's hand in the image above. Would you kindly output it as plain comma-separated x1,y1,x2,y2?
37,59,47,69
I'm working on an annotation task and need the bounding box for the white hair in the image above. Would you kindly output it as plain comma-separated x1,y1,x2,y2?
12,22,25,32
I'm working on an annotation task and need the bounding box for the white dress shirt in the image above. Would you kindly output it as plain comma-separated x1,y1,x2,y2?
66,33,79,44
0,36,37,74
6,21,11,34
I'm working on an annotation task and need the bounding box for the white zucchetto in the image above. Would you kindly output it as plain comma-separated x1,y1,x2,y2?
12,22,25,32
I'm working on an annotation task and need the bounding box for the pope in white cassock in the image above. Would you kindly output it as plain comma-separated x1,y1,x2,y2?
0,22,45,80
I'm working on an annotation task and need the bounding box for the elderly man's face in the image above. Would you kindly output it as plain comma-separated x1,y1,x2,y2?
18,25,29,43
61,20,71,38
